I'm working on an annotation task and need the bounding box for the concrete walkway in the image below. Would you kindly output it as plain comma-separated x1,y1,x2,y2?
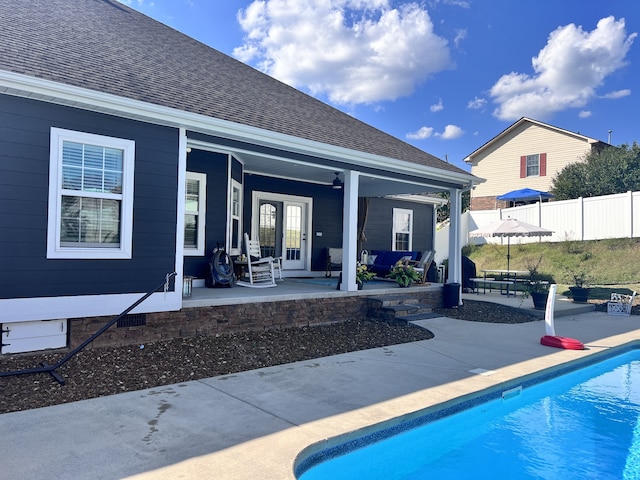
1,302,638,479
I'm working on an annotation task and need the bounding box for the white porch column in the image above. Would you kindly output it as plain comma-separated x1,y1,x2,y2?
340,170,359,291
448,188,463,305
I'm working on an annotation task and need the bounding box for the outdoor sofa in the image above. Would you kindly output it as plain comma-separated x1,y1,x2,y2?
367,250,422,277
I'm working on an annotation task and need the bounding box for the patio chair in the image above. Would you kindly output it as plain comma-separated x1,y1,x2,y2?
607,291,636,316
325,247,342,277
406,250,435,284
237,233,277,288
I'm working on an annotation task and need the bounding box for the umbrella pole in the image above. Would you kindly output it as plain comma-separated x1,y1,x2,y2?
507,237,511,272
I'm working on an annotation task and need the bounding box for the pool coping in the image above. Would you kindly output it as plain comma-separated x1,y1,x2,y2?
294,338,640,477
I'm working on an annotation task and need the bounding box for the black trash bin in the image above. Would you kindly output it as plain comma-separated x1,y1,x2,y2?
443,282,460,308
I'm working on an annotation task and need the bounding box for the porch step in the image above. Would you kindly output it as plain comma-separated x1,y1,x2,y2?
398,312,443,325
367,295,422,308
366,295,433,325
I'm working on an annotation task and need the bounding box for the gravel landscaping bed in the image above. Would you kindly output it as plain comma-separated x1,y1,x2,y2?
0,300,535,414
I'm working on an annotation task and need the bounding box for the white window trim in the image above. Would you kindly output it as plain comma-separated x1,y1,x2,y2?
47,127,135,259
184,171,207,256
228,178,243,255
526,154,540,177
392,208,413,251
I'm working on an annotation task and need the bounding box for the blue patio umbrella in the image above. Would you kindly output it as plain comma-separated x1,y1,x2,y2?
497,188,553,202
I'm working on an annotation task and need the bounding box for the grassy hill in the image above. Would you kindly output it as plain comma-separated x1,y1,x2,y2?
462,238,640,300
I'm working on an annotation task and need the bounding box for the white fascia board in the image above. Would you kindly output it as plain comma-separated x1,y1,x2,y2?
0,70,479,188
0,291,182,323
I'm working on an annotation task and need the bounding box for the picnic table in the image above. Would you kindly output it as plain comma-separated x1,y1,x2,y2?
470,269,529,297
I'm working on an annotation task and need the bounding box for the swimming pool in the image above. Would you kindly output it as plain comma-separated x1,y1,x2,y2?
296,348,640,479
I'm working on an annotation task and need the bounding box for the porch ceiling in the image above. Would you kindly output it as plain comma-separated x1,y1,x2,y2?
222,149,465,197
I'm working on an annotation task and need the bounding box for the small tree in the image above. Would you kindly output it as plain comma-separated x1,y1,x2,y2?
551,143,640,200
436,190,470,223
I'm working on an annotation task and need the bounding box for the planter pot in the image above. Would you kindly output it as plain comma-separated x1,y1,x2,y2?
569,286,590,303
530,291,548,310
357,282,363,290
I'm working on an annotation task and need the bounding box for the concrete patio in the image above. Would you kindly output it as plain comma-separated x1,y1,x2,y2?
1,296,636,480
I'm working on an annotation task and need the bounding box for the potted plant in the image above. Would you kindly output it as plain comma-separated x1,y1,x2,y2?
356,263,375,289
527,279,551,310
523,256,551,310
567,271,591,303
387,261,421,287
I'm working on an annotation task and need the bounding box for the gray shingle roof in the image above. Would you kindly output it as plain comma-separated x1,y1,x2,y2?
0,0,467,175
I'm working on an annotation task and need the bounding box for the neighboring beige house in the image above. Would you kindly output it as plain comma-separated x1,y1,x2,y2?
464,117,608,210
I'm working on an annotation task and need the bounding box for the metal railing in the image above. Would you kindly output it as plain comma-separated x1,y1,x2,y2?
0,272,176,385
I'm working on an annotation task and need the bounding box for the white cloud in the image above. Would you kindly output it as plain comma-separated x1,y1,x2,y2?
406,124,463,140
406,126,434,139
467,96,486,109
601,89,631,99
453,28,467,48
578,110,592,118
430,98,444,112
234,0,452,105
490,16,636,121
443,0,471,7
436,124,464,139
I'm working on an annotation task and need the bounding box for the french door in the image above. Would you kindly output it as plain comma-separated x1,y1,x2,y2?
252,192,311,272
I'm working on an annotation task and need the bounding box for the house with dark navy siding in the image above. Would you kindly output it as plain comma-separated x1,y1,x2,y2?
0,0,480,354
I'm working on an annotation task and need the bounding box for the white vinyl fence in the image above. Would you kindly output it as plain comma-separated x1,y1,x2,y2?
434,190,640,266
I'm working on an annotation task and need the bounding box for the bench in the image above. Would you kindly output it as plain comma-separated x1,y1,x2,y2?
470,277,515,295
607,291,636,316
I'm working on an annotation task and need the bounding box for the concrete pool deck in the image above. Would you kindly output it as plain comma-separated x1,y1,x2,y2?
2,298,639,479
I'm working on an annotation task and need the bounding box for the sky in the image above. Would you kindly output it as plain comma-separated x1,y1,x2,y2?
119,0,639,172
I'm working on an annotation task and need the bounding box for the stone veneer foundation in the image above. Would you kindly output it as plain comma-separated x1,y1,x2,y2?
68,289,444,350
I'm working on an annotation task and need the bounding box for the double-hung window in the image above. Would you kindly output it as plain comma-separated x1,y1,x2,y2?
520,153,546,178
392,208,413,251
184,172,207,256
47,128,134,259
526,154,540,176
229,179,243,254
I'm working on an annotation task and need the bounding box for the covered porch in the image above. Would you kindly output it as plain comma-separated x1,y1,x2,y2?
180,129,476,297
183,277,444,308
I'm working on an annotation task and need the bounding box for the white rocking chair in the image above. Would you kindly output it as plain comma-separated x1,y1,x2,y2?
236,233,277,288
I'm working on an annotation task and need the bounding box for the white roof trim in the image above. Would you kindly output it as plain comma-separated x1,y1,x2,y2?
0,70,478,187
464,116,604,163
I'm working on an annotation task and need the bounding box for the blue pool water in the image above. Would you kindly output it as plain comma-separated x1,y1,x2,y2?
297,349,640,480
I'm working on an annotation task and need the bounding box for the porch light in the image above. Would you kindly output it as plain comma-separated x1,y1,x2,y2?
332,172,343,189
